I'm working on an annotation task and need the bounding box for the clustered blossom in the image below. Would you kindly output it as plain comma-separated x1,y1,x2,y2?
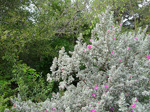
90,39,92,43
92,93,96,97
88,45,91,49
146,56,150,59
5,6,150,112
131,104,136,108
104,84,109,88
94,84,98,90
134,37,138,40
91,109,95,112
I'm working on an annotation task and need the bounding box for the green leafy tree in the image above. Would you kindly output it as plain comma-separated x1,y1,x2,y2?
0,0,101,110
90,0,150,32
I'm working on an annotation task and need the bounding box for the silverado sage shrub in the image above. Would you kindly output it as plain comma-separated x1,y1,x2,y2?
6,7,150,112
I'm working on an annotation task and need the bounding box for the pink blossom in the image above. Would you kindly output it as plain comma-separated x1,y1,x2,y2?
94,84,98,90
126,93,129,96
114,37,116,39
45,110,48,112
120,59,122,61
83,49,85,52
111,51,114,56
61,68,63,71
130,104,136,108
136,98,138,102
88,45,91,49
52,107,55,111
128,48,130,50
92,93,96,97
97,102,100,103
108,30,110,33
120,24,122,26
146,56,150,59
112,26,114,28
110,107,114,111
91,109,95,112
104,84,109,88
90,39,92,43
134,37,138,40
131,110,134,112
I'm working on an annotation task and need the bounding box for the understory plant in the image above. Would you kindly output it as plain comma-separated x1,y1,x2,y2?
5,7,150,112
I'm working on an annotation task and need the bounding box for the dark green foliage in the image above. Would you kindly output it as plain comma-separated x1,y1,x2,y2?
0,80,16,111
19,36,74,75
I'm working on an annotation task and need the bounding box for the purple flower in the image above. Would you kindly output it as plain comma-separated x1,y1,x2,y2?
146,56,150,59
110,107,114,111
91,109,95,112
52,107,55,111
94,84,98,90
90,39,92,43
104,85,108,88
130,104,136,108
92,93,96,97
88,45,91,49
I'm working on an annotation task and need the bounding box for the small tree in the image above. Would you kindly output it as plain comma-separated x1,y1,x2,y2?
7,6,150,112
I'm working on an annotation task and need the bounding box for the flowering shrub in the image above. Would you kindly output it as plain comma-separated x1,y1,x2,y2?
5,7,150,112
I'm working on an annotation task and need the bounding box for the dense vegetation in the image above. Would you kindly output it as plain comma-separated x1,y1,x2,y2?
0,0,150,111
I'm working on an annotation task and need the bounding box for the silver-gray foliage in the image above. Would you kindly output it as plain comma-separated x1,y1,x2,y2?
6,6,150,112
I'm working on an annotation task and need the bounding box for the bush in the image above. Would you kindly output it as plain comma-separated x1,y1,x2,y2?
12,63,54,102
1,62,54,111
6,7,150,112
